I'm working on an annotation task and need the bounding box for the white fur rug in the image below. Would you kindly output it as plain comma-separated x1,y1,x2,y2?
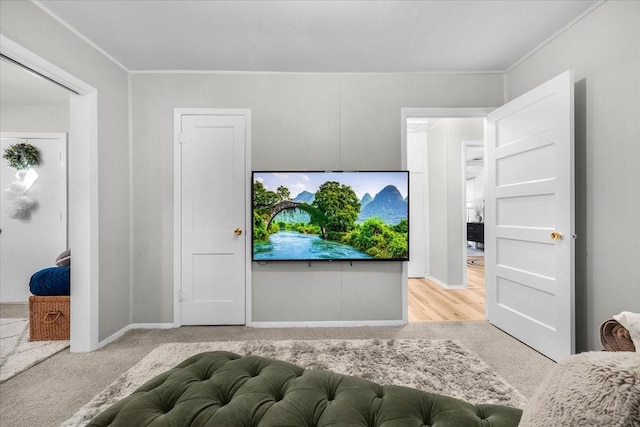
0,318,69,383
62,339,527,426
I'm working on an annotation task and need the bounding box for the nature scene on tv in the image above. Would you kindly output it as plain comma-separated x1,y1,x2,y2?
252,171,409,261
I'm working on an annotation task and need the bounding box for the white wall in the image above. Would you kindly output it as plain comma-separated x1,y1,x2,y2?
131,73,503,323
407,131,428,278
466,177,485,222
0,1,131,340
506,0,640,351
0,105,69,132
427,118,484,288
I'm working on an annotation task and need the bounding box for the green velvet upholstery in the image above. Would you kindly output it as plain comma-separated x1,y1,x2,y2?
88,351,522,427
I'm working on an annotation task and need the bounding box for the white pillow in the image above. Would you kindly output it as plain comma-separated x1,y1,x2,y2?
614,311,640,350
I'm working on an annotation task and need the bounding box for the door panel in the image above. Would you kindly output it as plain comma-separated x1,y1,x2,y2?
1,134,67,302
486,71,574,362
179,114,246,325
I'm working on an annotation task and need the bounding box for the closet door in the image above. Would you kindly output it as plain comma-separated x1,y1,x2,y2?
1,133,67,302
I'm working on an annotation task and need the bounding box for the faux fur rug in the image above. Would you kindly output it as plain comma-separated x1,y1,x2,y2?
62,339,527,426
0,318,69,383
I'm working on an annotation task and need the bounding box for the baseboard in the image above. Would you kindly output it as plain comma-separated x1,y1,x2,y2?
247,320,406,328
98,323,174,349
98,319,406,347
428,275,466,289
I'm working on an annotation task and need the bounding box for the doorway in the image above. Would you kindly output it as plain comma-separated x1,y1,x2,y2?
403,72,575,360
1,35,99,351
1,58,70,303
463,139,485,284
403,109,491,322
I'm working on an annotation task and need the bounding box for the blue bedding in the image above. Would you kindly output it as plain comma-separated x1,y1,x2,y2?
29,266,70,296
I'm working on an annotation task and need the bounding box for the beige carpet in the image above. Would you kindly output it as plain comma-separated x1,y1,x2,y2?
0,318,69,383
62,339,527,426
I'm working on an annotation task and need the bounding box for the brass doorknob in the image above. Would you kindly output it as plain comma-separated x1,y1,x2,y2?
234,228,243,236
550,231,562,240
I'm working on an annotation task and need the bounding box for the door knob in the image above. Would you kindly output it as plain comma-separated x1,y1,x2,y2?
234,228,243,236
550,231,562,240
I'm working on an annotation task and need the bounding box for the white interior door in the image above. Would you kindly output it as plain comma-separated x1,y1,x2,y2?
1,133,67,302
176,112,248,325
485,71,574,362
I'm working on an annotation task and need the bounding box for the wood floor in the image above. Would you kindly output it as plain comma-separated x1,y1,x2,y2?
409,257,485,322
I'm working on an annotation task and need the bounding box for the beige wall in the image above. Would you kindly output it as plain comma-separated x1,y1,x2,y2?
506,0,640,351
131,73,503,323
0,1,131,340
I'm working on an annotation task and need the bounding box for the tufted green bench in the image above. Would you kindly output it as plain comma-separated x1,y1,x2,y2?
88,351,522,426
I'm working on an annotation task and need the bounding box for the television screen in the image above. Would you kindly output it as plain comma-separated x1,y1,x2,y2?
252,171,409,261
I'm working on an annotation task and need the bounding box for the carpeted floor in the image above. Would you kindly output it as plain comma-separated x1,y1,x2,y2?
0,321,555,427
0,318,69,383
62,339,528,426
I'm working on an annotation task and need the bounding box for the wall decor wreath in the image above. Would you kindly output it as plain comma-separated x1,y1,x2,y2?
2,143,41,170
2,143,41,220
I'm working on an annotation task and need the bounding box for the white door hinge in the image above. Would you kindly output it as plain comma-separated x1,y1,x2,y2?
178,133,186,144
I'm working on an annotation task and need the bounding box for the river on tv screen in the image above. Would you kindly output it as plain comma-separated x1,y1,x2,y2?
252,171,409,261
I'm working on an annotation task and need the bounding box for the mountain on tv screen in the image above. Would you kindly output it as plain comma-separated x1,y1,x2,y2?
252,171,409,261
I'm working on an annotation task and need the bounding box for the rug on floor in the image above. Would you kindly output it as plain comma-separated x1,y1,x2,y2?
0,318,69,383
62,339,528,426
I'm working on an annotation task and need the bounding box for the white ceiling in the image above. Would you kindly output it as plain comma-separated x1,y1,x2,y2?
35,0,600,73
0,0,601,107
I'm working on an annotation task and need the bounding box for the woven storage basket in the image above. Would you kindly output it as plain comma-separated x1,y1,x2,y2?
29,295,70,340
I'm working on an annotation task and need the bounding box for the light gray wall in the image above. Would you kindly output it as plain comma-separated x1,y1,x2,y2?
131,73,503,323
506,0,640,351
427,121,448,282
0,105,69,132
427,118,484,287
0,1,131,340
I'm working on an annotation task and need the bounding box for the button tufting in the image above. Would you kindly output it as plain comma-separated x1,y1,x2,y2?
326,390,335,401
218,394,230,406
88,352,522,427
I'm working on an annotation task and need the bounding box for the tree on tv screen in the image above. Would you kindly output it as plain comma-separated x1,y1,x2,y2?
312,181,360,234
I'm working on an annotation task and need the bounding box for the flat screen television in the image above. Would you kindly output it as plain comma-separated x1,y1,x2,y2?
252,171,409,261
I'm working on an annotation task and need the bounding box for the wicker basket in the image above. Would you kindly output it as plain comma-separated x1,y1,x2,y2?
29,295,70,341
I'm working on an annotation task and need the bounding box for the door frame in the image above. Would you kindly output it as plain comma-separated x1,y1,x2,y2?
1,35,99,352
173,108,252,327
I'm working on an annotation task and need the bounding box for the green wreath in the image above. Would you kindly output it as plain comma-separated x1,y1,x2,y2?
2,143,41,170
